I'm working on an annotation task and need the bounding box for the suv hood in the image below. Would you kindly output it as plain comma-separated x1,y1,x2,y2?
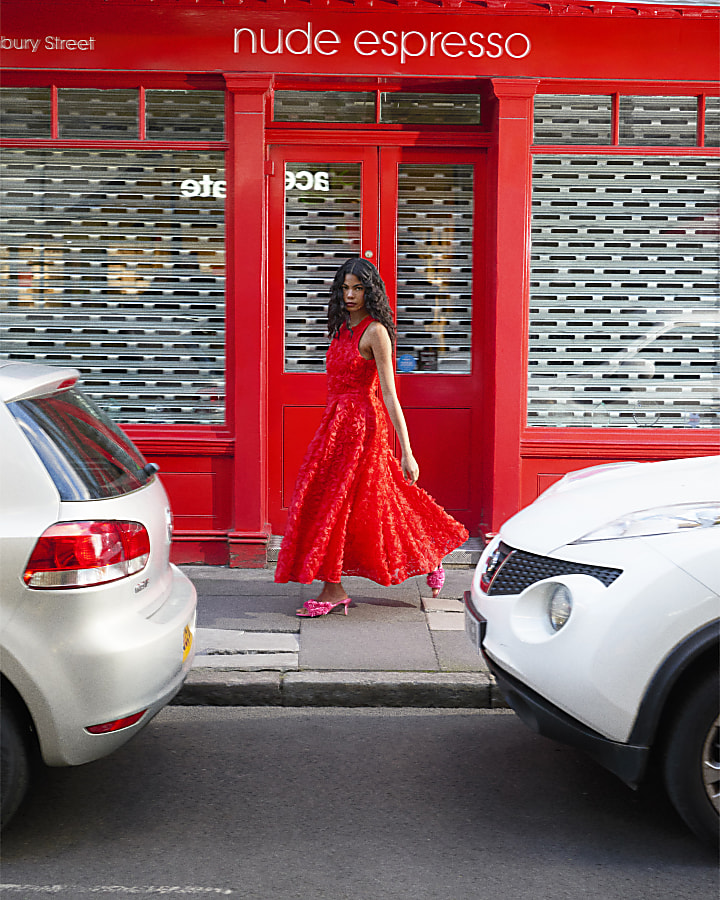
500,455,720,555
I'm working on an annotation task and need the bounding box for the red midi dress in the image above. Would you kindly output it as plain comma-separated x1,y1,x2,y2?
274,316,469,586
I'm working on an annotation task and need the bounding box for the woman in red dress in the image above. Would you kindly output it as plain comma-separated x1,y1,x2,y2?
274,258,469,617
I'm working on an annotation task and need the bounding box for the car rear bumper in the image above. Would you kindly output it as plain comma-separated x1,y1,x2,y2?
5,564,197,767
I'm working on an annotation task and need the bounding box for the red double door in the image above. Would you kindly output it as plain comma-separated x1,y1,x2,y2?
267,143,487,536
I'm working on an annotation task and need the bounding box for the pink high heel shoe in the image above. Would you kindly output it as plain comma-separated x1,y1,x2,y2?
296,598,352,618
426,565,445,598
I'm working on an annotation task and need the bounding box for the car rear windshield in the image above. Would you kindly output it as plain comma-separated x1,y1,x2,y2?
9,387,152,501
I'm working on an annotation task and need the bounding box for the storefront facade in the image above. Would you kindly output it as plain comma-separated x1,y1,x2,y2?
1,0,718,565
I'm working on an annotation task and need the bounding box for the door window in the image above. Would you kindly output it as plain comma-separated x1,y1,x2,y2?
395,163,474,373
284,162,362,372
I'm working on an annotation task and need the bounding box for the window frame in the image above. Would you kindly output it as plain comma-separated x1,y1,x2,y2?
525,84,720,441
0,75,231,437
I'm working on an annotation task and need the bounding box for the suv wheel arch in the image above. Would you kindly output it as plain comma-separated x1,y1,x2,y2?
628,620,720,752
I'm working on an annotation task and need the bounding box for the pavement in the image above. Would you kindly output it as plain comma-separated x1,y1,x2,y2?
173,538,507,709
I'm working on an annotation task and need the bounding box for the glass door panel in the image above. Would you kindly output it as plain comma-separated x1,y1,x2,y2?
268,144,484,534
395,163,475,374
284,161,362,372
267,146,378,530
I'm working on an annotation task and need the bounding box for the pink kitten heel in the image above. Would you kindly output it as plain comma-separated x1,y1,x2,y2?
426,565,445,598
296,598,352,618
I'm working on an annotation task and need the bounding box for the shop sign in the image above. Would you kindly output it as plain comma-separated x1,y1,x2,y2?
233,24,531,65
2,1,719,81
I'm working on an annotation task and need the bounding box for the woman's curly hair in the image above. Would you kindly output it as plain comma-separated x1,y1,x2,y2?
327,258,396,345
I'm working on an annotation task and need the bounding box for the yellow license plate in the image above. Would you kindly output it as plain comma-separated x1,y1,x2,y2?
182,623,193,662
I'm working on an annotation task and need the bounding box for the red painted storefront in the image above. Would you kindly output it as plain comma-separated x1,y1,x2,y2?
1,0,718,566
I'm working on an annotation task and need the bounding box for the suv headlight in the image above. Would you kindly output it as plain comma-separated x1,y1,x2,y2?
548,584,573,631
572,502,720,543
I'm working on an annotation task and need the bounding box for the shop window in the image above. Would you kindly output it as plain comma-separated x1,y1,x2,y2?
58,88,140,139
533,95,612,145
0,149,226,424
274,91,376,123
395,165,474,373
273,90,480,125
527,156,720,429
380,93,480,125
705,97,720,147
145,91,226,140
0,87,51,138
619,96,697,147
284,162,362,371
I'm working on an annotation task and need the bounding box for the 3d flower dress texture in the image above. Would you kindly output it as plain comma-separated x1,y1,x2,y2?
275,315,468,587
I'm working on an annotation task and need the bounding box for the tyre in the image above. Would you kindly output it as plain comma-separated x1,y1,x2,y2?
663,672,720,845
0,703,30,828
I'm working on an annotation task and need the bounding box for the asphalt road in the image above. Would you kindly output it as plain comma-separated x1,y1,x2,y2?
1,708,717,900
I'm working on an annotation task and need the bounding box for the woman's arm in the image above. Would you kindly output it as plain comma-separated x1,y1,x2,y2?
361,322,420,485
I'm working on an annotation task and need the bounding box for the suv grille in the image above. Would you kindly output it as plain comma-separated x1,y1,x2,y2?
486,542,622,596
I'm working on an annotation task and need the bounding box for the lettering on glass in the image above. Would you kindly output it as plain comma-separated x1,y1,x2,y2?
180,175,226,198
285,170,330,192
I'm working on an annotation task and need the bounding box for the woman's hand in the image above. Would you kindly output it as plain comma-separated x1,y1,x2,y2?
401,452,420,485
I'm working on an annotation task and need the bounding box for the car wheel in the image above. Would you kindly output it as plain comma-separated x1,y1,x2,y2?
0,703,30,828
663,672,720,845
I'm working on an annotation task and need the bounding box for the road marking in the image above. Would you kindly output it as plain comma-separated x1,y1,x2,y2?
0,887,233,896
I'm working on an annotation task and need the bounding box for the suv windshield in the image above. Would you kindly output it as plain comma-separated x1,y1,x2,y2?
10,388,152,501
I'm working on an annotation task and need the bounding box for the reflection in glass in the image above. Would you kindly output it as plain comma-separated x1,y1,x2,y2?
284,162,362,371
533,94,612,145
0,87,51,138
274,91,376,124
705,97,720,148
619,96,697,147
528,155,720,428
381,93,480,126
58,89,139,139
0,149,226,423
395,165,474,374
146,90,225,140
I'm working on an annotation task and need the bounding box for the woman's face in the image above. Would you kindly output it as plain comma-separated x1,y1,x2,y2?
342,273,367,318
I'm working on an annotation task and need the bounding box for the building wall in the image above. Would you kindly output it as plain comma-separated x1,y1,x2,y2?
1,0,718,564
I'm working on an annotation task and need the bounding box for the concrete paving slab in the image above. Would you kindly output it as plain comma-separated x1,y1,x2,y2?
173,559,502,709
425,611,465,631
194,593,302,632
195,629,299,653
182,566,298,595
341,575,424,603
431,630,489,674
299,620,439,671
422,597,465,613
202,615,299,633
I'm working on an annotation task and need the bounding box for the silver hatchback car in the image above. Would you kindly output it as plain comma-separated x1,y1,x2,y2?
0,363,197,826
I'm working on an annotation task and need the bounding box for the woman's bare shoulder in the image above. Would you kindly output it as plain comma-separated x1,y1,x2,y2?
364,319,391,343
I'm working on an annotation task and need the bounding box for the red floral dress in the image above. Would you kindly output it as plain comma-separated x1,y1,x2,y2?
275,316,469,586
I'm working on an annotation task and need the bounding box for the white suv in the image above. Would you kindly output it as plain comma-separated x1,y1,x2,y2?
465,456,719,844
0,363,197,826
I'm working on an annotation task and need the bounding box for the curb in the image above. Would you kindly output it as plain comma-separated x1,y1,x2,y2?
172,669,508,709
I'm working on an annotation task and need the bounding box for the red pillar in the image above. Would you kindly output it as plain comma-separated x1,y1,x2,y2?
485,78,538,531
224,75,273,566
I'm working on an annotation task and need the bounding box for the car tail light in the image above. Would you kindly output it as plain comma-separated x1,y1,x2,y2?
23,521,150,589
85,710,147,734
